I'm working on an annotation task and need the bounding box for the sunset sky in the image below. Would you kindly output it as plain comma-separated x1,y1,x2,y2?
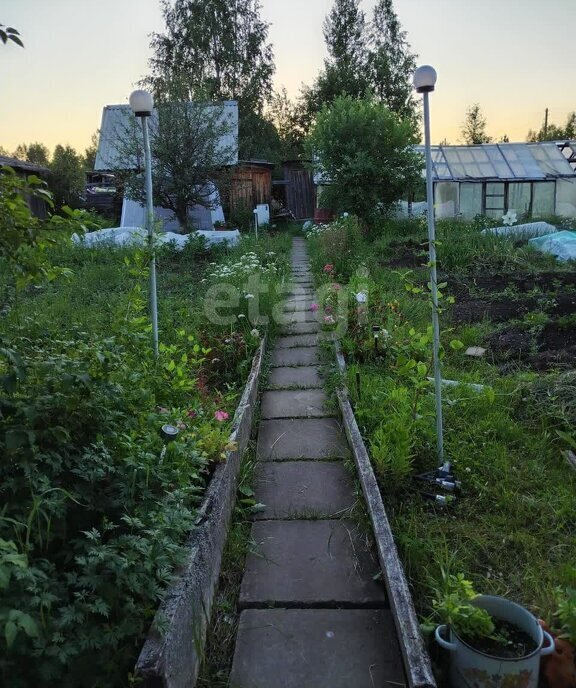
2,0,575,156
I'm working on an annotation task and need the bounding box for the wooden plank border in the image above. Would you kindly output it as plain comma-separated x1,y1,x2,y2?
335,345,437,688
135,337,266,688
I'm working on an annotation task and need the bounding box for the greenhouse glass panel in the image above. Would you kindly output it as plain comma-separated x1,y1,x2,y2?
502,144,543,178
555,179,576,218
508,183,531,216
530,144,574,176
435,182,458,218
532,182,555,217
459,183,483,218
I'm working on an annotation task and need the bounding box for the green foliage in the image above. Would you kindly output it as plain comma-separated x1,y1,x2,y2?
527,112,576,142
308,96,422,221
461,103,492,144
118,93,235,231
49,144,86,210
148,0,274,159
433,571,496,640
368,0,418,125
554,584,576,643
0,24,23,48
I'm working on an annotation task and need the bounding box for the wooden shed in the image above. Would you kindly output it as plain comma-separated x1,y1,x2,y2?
282,160,315,219
0,155,50,218
230,160,273,211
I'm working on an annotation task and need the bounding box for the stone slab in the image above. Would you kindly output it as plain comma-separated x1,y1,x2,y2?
239,520,386,607
252,461,355,519
292,276,314,283
280,322,321,335
275,334,319,348
270,347,320,367
282,300,313,312
261,389,331,419
230,609,404,688
282,293,313,302
257,418,349,460
266,366,324,389
280,310,319,324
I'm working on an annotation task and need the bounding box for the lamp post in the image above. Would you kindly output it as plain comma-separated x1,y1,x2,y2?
413,65,449,475
129,89,159,358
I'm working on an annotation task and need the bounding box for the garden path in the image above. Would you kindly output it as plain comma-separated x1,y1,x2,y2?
229,237,405,688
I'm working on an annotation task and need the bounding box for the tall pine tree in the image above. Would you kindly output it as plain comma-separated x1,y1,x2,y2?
148,0,275,158
368,0,417,123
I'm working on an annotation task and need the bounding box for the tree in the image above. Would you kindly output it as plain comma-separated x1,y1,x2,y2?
83,132,99,170
118,98,236,231
49,145,85,209
308,95,422,221
368,0,417,125
266,88,306,161
527,111,576,142
461,103,492,144
26,143,50,167
148,0,274,159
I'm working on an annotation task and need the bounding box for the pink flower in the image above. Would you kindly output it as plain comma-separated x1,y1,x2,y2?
324,315,335,325
186,409,197,418
325,306,333,314
323,264,334,274
215,410,229,422
310,303,319,312
332,283,342,290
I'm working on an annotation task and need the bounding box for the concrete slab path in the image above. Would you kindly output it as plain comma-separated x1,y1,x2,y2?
229,236,404,687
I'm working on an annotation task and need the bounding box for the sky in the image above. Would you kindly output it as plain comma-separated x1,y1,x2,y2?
1,0,575,155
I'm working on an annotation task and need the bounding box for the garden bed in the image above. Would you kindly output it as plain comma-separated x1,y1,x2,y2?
305,215,576,685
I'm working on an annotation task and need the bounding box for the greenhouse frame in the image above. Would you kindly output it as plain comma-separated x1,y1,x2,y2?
415,141,576,219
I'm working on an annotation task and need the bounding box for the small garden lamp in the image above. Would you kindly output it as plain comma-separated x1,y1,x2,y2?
129,89,159,358
413,66,451,478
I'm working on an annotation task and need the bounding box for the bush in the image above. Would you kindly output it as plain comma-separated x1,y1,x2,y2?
307,95,422,222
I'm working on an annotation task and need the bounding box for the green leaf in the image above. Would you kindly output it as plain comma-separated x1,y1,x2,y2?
5,621,17,647
449,339,464,350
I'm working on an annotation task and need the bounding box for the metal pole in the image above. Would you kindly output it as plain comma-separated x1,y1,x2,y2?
422,91,444,466
141,115,159,358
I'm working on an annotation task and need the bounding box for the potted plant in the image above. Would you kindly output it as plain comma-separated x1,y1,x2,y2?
433,572,555,688
213,220,227,231
540,586,576,688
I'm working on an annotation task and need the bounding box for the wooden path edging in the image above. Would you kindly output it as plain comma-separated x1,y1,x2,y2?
335,345,437,688
135,338,266,688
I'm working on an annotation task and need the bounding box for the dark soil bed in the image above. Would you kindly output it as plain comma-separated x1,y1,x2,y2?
459,619,538,660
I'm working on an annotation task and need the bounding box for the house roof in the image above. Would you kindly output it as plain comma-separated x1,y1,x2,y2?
94,100,239,171
0,155,49,174
417,142,576,182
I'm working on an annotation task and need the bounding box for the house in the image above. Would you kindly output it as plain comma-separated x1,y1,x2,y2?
0,155,50,218
230,160,273,212
415,141,576,219
93,101,239,231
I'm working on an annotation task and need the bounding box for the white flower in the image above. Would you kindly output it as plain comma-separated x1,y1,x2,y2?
238,314,246,319
342,212,349,218
502,210,517,226
250,328,260,337
355,291,368,304
244,293,255,300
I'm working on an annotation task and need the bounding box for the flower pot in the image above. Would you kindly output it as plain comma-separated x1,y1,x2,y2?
435,595,555,688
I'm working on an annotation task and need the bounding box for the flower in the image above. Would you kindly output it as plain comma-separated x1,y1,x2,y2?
342,212,349,218
323,264,334,274
237,314,246,319
250,328,260,337
310,303,319,312
186,409,197,418
325,306,333,314
324,315,335,325
332,283,342,291
355,291,368,304
215,410,229,422
244,293,255,299
502,210,517,226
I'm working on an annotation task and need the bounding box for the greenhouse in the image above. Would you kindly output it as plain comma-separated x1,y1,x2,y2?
416,141,576,219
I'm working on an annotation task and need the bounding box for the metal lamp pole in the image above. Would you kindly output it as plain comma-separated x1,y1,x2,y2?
413,66,448,471
129,89,159,358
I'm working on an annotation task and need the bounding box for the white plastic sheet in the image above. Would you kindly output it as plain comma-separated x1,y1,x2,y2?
529,230,576,261
481,222,557,238
72,226,240,249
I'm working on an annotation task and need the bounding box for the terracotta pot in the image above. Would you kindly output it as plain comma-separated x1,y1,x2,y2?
539,620,576,688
